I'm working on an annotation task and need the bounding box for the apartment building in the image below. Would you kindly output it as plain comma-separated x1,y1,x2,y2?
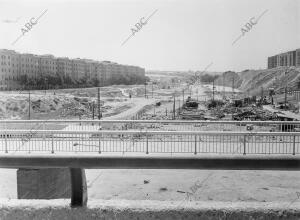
0,49,21,90
39,55,57,77
268,48,300,69
83,59,98,81
72,58,86,80
0,49,146,90
97,62,108,86
57,57,73,79
101,61,114,85
20,53,40,80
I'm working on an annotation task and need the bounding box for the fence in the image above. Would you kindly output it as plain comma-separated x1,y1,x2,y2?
0,130,299,155
0,119,300,132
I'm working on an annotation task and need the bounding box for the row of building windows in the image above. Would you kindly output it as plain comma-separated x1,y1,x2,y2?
0,50,145,86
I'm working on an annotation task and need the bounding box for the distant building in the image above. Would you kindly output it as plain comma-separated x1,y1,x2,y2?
0,49,145,90
57,57,73,79
20,53,40,80
0,49,20,90
268,48,300,69
72,58,85,81
39,55,57,77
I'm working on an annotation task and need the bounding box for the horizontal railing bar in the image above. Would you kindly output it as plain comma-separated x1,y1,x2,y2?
1,130,300,136
0,155,299,170
0,119,299,125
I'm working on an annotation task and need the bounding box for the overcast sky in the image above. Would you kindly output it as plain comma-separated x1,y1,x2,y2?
0,0,299,72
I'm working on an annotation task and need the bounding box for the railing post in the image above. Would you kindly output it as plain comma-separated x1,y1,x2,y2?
243,135,246,155
43,122,46,141
146,133,149,154
4,130,7,153
293,135,296,155
98,133,101,154
194,135,197,155
51,133,54,154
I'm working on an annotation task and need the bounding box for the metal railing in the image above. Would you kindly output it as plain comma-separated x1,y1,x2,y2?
1,130,299,155
0,119,300,132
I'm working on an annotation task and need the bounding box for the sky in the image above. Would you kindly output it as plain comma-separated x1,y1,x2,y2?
0,0,299,72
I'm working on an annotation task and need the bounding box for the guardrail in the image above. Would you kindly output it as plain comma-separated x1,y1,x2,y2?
0,119,300,132
1,155,300,207
0,130,299,155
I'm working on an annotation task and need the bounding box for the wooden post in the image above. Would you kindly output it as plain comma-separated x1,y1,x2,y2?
173,95,176,120
97,88,101,119
28,89,31,120
92,102,95,120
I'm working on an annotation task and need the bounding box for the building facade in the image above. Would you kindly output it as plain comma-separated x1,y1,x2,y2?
0,49,21,90
0,49,146,90
57,57,73,79
268,49,300,69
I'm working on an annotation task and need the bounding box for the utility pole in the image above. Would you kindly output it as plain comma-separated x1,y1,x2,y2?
284,68,289,109
144,83,147,99
285,86,287,109
232,76,234,99
212,79,215,102
261,87,264,105
97,87,101,119
223,73,225,95
152,83,154,98
173,94,176,120
92,101,95,120
182,89,185,103
28,89,31,120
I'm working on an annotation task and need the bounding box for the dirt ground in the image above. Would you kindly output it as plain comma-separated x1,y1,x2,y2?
0,169,299,203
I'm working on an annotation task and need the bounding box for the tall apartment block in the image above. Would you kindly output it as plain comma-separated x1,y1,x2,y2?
57,57,73,79
268,48,300,69
0,49,145,90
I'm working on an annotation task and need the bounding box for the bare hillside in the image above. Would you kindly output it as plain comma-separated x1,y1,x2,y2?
215,67,300,95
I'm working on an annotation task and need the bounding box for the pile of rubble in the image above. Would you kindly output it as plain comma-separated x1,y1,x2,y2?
231,107,277,121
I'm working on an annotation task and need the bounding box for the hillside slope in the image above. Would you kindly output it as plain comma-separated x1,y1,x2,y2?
215,67,300,96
